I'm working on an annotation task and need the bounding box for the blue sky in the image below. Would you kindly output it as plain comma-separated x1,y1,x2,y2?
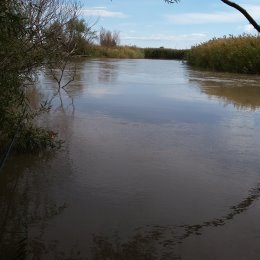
81,0,260,49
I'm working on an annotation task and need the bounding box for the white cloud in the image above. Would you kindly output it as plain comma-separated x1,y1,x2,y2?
121,32,207,42
240,24,255,33
81,7,127,18
91,6,107,9
166,4,260,25
244,4,260,19
166,12,240,24
121,32,208,48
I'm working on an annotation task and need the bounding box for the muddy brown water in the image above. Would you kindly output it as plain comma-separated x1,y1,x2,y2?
1,59,260,259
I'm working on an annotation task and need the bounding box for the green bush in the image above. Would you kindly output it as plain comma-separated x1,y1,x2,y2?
187,35,260,74
14,126,62,153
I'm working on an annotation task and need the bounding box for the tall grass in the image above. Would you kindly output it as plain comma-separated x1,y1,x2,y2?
78,45,144,59
188,35,260,74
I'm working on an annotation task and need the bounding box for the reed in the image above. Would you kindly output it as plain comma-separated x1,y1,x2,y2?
187,35,260,74
79,45,144,59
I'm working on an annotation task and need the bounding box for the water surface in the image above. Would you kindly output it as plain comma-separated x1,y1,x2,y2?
1,59,260,259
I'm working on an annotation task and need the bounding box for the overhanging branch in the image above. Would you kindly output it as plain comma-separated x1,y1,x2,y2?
221,0,260,32
164,0,260,33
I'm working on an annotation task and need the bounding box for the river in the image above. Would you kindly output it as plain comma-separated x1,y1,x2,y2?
1,59,260,260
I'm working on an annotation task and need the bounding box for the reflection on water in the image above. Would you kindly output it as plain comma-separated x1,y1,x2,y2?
0,153,68,259
1,59,260,259
97,59,119,83
190,70,260,110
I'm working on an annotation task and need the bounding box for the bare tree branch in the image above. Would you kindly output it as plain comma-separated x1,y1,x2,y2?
221,0,260,33
163,0,260,33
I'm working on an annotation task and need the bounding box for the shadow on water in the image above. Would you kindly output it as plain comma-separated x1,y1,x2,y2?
1,172,259,259
0,153,68,260
90,185,260,260
0,96,75,259
0,84,83,259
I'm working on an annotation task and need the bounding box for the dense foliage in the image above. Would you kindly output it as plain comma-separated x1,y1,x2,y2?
0,0,81,154
187,35,260,74
144,48,188,60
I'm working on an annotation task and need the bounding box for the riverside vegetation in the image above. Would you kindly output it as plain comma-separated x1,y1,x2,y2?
78,35,260,75
0,0,92,156
187,35,260,74
77,45,188,60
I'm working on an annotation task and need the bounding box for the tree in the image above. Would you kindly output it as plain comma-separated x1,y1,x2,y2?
99,27,120,47
67,18,97,49
164,0,260,33
45,17,97,90
0,0,83,153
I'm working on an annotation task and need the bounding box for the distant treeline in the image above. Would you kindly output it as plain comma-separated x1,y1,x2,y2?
187,35,260,74
144,48,188,60
78,45,188,60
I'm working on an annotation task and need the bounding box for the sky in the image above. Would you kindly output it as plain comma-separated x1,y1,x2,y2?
81,0,260,49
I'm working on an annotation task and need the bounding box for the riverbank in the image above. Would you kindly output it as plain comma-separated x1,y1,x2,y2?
77,35,260,75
